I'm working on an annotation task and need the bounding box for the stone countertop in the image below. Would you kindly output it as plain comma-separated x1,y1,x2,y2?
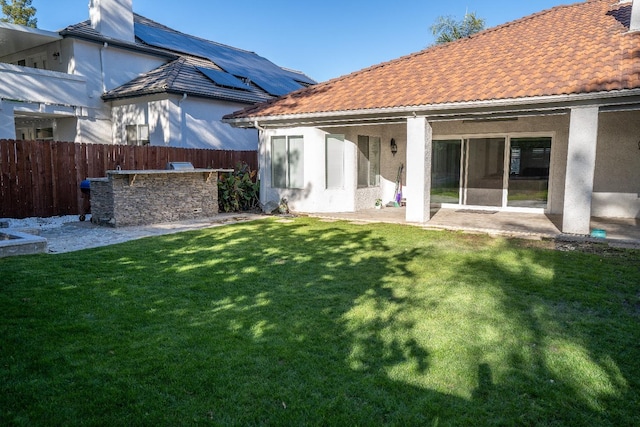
104,168,233,175
87,169,234,181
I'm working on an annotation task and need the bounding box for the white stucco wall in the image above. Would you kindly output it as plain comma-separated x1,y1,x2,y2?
55,117,79,142
111,94,258,149
0,64,88,107
260,124,408,213
0,107,15,139
406,117,432,223
181,97,257,150
563,106,599,234
77,115,113,145
70,39,165,109
259,127,354,213
592,110,640,218
62,39,167,144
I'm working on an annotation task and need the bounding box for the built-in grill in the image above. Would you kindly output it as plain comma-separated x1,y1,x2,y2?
166,162,195,170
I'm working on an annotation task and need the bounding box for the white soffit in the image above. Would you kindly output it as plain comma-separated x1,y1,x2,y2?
0,22,62,57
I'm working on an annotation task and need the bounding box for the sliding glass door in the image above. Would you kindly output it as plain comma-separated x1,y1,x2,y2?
432,136,551,210
507,137,551,208
432,140,461,203
463,138,506,207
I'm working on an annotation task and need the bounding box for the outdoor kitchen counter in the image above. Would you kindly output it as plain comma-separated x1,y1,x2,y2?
88,169,232,227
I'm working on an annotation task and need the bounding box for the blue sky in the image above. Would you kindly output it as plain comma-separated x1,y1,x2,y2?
33,0,577,82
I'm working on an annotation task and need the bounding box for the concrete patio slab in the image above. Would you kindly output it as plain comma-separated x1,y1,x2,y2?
307,207,640,247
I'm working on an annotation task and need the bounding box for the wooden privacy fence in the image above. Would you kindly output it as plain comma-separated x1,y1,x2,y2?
0,140,258,219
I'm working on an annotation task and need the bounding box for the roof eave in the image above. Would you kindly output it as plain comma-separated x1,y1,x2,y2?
103,87,269,105
224,89,640,128
60,30,179,60
0,22,62,57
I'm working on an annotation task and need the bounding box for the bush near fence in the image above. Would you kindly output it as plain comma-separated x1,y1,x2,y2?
0,140,258,219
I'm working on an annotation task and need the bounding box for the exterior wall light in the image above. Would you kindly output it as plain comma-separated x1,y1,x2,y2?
390,138,398,156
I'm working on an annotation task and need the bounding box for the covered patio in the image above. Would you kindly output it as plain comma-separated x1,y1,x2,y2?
307,207,640,246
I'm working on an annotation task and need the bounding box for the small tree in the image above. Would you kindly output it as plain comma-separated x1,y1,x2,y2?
430,12,485,45
1,0,37,28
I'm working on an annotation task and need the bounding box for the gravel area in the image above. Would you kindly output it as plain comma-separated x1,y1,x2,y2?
1,213,264,254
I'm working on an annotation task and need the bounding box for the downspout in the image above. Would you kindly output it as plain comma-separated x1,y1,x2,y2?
97,42,108,145
100,42,108,93
178,93,187,147
253,120,266,131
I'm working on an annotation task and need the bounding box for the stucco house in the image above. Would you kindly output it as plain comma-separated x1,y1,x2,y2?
224,0,640,235
0,0,314,150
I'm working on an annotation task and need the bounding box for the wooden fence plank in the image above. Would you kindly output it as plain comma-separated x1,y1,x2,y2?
0,140,9,216
23,141,35,216
43,141,55,217
0,141,16,217
13,141,26,218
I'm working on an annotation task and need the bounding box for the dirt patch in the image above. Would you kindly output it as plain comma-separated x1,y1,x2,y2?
508,236,640,259
554,240,640,258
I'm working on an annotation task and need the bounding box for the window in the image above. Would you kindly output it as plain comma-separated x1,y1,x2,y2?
272,135,304,189
325,134,344,189
35,127,54,141
126,124,150,146
357,135,380,187
14,118,55,141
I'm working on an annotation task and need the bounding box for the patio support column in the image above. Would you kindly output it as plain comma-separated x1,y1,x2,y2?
562,106,599,235
257,128,269,207
405,116,432,223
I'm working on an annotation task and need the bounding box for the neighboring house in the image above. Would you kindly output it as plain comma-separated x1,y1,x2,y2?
224,0,640,235
0,0,314,150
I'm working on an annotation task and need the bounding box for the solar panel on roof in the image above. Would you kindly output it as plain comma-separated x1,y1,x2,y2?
134,22,315,97
248,74,303,96
197,67,249,91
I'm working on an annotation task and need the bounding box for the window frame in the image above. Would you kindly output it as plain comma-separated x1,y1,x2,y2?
357,135,381,188
271,135,305,189
126,124,150,146
325,134,345,190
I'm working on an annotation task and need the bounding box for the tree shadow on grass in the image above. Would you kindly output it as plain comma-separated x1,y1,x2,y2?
446,238,640,425
2,218,639,425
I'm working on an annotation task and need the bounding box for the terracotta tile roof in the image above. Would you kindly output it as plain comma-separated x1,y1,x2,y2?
226,0,640,120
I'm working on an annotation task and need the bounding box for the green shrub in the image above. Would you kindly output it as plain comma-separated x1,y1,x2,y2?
218,162,260,212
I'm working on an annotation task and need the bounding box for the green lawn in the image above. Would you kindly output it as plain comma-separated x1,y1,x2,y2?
2,217,639,426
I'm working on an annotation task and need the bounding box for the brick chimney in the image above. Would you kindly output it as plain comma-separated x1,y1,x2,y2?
89,0,135,43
